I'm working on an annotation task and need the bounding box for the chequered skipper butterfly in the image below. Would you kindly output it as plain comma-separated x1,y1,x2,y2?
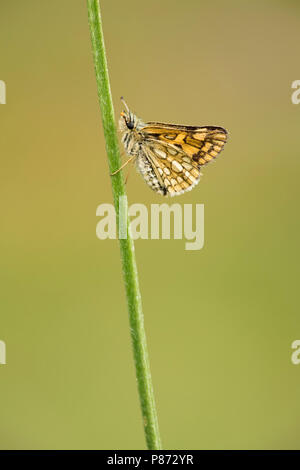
113,98,228,196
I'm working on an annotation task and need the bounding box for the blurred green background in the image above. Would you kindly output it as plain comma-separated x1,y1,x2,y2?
1,0,300,450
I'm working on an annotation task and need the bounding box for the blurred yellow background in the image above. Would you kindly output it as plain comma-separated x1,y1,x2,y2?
1,0,300,449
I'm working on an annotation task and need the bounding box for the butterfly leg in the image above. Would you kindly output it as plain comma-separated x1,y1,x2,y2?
125,158,136,185
110,155,135,176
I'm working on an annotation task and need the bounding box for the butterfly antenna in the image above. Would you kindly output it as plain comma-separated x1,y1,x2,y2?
120,96,130,114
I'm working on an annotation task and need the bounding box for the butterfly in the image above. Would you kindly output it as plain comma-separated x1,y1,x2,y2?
113,98,228,196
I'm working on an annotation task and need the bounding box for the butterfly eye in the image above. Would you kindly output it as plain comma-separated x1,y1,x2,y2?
126,120,134,130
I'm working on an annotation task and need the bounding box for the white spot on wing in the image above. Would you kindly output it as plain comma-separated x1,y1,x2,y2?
154,148,167,159
172,160,183,172
182,162,193,170
168,147,178,156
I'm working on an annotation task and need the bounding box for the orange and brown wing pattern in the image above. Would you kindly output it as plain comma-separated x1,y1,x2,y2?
141,123,228,196
142,139,202,196
143,123,228,166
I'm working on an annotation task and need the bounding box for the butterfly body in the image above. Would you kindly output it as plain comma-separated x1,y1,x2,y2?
119,101,228,196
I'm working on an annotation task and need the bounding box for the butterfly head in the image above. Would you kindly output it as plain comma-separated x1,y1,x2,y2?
119,97,138,132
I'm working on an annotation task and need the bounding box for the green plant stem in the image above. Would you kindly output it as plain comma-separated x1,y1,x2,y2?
87,0,162,450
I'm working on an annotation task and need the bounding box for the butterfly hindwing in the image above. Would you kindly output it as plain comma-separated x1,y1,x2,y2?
141,123,228,195
143,140,202,196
